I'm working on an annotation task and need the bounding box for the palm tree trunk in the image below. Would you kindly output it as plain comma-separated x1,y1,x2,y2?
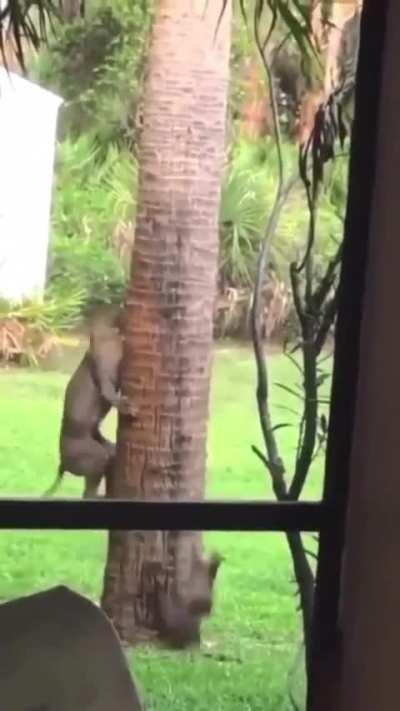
297,0,361,146
101,0,232,645
60,0,84,21
323,1,361,95
296,0,327,146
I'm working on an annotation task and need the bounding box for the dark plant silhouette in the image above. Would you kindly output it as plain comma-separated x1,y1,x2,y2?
246,5,356,705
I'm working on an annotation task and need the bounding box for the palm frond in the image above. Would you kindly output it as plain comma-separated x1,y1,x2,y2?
3,0,332,72
1,1,59,72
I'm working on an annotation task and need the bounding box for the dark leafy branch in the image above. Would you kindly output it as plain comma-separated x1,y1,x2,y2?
315,289,338,356
312,242,342,314
0,1,59,71
246,8,316,685
246,0,355,695
288,83,353,502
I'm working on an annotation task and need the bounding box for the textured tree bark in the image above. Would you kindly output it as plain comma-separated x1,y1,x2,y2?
60,0,84,21
297,0,360,146
323,1,361,95
101,0,231,644
296,0,327,146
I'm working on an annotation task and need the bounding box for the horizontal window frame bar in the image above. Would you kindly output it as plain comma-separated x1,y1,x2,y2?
0,499,326,532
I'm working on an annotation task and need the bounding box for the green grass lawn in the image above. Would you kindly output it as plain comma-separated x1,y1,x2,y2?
0,343,328,710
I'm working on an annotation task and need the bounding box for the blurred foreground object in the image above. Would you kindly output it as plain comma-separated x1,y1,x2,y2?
0,585,144,710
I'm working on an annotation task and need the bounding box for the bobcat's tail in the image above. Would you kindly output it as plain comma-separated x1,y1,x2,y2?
43,464,65,497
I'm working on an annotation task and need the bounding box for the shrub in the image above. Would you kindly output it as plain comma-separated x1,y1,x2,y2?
49,235,126,309
0,289,85,365
48,134,137,310
218,139,348,339
30,2,152,149
220,138,347,289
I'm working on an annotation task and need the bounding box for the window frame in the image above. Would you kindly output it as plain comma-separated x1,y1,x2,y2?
0,499,326,531
0,1,387,709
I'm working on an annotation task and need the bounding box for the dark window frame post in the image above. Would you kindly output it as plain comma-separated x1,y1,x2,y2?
308,0,389,708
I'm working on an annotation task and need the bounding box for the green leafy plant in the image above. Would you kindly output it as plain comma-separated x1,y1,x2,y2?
220,165,267,286
48,134,137,311
52,135,137,242
49,234,126,309
30,1,152,149
0,288,85,365
220,138,346,289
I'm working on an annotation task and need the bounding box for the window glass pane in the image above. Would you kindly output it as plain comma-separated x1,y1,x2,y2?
0,529,314,710
0,348,331,502
0,2,358,508
208,348,332,501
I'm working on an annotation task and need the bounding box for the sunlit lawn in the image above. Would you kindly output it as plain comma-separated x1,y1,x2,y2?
0,343,328,710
